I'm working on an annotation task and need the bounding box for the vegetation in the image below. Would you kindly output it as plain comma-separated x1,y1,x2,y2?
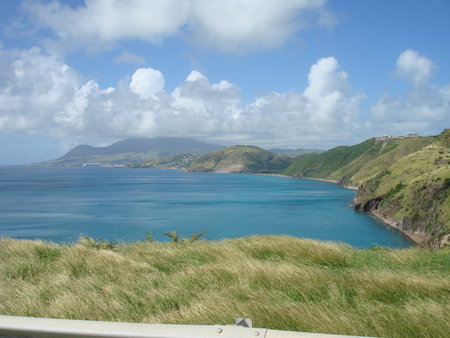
126,153,202,169
281,138,378,181
187,145,293,173
1,235,450,337
354,131,450,246
281,131,450,247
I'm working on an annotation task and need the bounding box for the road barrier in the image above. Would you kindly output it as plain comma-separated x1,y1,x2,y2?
0,315,376,338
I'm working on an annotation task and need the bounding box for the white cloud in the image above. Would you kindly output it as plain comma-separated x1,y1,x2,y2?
1,47,447,151
186,70,207,82
129,68,165,100
0,46,363,148
395,49,436,87
368,50,449,136
238,57,364,146
22,0,336,53
24,0,188,46
187,0,330,53
0,47,80,134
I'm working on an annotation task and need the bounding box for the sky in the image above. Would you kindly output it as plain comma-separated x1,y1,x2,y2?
0,0,449,165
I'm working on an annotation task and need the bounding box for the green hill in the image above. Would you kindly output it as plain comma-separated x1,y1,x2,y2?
281,131,450,248
186,145,293,173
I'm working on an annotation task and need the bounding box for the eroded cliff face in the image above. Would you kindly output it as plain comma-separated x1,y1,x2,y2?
353,179,450,249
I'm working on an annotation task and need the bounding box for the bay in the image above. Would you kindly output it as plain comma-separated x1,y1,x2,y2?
0,166,413,248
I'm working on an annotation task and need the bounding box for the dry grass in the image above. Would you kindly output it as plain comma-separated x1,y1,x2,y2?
1,235,450,337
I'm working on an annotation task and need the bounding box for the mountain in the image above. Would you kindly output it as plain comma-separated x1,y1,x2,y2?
281,131,450,248
31,138,224,166
186,145,293,173
270,148,325,156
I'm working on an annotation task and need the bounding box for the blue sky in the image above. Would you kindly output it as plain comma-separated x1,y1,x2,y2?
0,0,449,165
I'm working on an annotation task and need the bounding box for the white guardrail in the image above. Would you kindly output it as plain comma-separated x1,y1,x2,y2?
0,316,378,338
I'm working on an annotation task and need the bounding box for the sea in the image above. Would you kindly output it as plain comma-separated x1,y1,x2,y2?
0,166,414,248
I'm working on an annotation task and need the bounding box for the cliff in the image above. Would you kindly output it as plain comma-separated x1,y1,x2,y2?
282,130,450,248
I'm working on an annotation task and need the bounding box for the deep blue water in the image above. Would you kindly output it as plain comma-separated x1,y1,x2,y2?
0,166,413,248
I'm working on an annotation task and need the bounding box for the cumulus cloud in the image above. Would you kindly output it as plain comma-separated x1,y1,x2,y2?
395,49,437,86
0,47,80,134
238,57,364,146
0,47,365,148
130,68,165,100
22,0,337,53
368,49,449,136
1,47,447,150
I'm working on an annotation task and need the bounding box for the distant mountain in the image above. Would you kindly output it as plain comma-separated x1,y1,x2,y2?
32,137,224,166
186,145,293,173
269,148,325,157
281,131,450,248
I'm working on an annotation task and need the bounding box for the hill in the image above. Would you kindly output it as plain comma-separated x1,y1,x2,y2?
30,138,224,166
281,131,450,248
186,145,293,173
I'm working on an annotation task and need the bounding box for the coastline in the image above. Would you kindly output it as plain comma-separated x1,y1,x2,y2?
294,177,427,246
264,173,427,246
369,209,429,246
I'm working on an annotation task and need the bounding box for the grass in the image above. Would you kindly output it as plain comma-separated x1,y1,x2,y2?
1,235,450,337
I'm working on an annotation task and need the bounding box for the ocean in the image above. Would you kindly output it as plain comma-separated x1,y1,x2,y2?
0,166,413,248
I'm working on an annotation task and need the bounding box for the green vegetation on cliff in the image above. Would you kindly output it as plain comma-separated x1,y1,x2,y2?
355,130,450,245
281,131,450,247
1,236,449,337
187,145,293,173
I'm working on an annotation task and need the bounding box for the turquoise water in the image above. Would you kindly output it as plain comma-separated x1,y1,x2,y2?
0,166,413,248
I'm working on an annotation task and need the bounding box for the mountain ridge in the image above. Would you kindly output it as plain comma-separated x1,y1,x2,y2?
31,137,225,166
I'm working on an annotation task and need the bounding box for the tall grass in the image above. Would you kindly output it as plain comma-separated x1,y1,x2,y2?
1,235,449,337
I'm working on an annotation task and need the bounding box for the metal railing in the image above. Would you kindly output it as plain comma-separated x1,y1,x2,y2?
0,315,375,338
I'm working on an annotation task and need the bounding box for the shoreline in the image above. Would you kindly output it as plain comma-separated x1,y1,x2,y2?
369,209,429,246
262,173,427,246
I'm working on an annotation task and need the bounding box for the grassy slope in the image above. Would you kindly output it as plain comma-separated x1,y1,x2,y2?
1,236,449,338
281,138,377,180
281,137,433,186
331,137,433,185
187,145,292,173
